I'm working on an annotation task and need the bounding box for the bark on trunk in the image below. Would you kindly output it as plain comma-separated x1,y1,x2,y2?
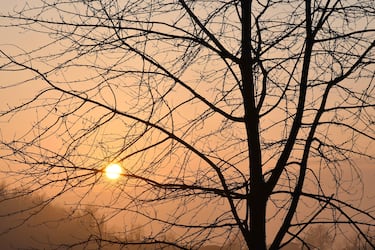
248,189,267,249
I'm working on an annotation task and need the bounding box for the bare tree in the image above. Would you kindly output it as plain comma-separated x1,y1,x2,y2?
0,0,374,249
300,225,333,249
341,229,375,250
0,183,107,249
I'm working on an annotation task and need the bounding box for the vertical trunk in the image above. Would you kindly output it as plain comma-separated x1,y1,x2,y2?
241,0,267,249
248,188,268,249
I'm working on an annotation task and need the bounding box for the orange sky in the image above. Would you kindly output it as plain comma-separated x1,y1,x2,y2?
1,1,374,248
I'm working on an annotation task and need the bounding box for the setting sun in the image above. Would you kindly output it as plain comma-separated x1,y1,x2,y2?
105,163,122,180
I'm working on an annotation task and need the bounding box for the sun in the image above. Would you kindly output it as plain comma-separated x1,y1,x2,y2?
105,163,123,180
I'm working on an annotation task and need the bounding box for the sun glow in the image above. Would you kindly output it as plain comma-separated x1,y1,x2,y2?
105,163,123,180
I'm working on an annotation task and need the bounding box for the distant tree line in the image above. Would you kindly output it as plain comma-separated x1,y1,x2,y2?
1,183,373,250
0,182,107,249
1,0,374,249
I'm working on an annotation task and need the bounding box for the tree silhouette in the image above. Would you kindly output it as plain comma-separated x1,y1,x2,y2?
0,0,374,249
301,225,333,249
341,229,375,250
0,183,106,249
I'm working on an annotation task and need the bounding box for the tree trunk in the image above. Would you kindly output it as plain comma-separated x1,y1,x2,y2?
247,187,268,249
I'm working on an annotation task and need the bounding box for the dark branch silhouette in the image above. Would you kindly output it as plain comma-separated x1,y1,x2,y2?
0,0,374,249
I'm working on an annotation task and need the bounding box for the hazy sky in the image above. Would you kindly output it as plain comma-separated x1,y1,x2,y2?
0,1,374,248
